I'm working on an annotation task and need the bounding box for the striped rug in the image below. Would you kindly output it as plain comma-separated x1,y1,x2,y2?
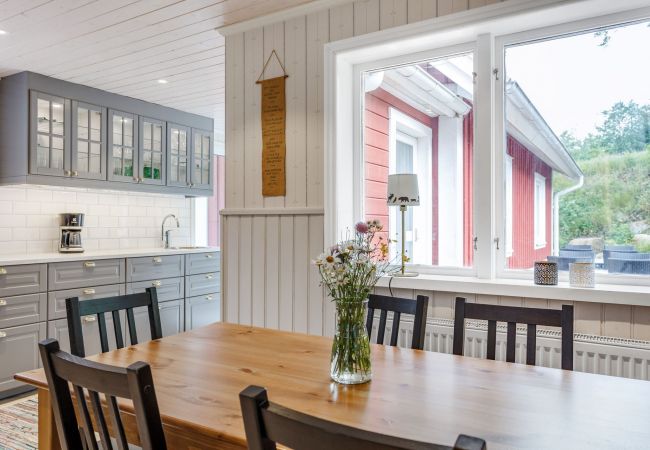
0,396,38,450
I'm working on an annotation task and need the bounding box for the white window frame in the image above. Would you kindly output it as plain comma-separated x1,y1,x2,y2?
388,107,433,266
325,0,650,287
533,173,546,249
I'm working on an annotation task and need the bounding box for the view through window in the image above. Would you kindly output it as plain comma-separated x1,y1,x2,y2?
505,20,650,276
363,53,474,268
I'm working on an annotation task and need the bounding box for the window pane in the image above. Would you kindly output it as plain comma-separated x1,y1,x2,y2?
37,99,50,133
362,52,474,268
504,20,650,277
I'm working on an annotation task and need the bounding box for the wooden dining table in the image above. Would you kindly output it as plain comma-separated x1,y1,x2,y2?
14,322,650,449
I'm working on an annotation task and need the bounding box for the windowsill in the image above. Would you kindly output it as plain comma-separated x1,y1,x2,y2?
377,273,650,307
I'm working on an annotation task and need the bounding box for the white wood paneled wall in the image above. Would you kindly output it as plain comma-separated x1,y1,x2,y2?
223,0,502,336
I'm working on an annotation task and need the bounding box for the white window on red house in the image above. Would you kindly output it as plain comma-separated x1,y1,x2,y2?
534,173,547,249
363,53,474,269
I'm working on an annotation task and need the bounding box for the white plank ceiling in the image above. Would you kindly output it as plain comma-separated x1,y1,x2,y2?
0,0,317,149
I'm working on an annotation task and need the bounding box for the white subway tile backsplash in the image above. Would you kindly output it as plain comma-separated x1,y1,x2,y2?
0,185,192,254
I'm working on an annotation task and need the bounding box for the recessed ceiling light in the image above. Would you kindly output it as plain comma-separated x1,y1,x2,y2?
0,30,8,36
157,79,168,84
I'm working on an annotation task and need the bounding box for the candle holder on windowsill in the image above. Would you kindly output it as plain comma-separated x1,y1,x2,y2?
534,261,558,286
569,262,595,288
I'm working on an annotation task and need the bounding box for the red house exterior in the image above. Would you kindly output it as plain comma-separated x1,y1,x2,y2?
363,65,573,270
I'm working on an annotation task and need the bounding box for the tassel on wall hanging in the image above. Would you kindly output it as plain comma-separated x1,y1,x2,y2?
256,50,288,197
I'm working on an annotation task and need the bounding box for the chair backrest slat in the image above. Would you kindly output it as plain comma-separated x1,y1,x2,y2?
526,324,536,365
107,395,129,450
506,322,516,363
66,288,161,357
126,308,139,346
39,338,167,450
89,390,113,450
453,297,574,370
112,310,125,349
366,294,429,350
239,385,486,450
389,312,401,346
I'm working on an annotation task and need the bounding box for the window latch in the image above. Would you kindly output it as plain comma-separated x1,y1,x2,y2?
494,237,500,250
473,237,478,251
493,68,499,80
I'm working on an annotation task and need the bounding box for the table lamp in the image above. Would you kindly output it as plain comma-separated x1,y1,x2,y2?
387,173,419,277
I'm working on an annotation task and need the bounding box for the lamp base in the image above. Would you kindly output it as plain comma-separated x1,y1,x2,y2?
393,271,419,278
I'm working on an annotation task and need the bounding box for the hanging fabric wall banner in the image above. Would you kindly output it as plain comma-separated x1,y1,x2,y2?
257,50,288,197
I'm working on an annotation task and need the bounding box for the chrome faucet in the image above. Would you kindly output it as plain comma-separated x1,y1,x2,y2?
161,214,180,249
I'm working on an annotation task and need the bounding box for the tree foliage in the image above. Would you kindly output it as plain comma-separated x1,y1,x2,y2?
556,102,650,248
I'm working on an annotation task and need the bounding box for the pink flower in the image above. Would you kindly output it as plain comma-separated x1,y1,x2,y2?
355,221,369,234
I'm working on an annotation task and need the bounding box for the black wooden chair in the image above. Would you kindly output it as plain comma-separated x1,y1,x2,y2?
452,297,574,370
239,385,486,450
366,294,429,350
66,287,162,357
39,338,167,450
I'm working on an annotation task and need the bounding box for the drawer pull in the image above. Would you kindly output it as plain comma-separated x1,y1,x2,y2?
83,288,96,295
83,316,96,323
206,274,214,280
152,280,162,287
153,257,163,264
0,331,6,338
205,254,213,259
0,299,6,306
84,261,96,268
0,267,6,275
205,295,213,301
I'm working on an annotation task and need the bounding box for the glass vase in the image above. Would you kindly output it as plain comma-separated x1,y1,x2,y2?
330,298,372,384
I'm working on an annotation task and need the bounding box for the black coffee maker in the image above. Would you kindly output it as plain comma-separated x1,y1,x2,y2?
60,213,84,253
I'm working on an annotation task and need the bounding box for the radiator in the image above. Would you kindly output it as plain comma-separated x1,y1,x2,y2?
369,317,650,381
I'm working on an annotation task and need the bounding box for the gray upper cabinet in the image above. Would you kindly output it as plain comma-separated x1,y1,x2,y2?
0,72,214,196
107,109,138,184
139,117,166,186
167,123,191,188
190,129,213,190
29,91,71,177
71,101,107,181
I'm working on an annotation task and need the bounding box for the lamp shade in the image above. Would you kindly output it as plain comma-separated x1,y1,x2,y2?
387,174,419,206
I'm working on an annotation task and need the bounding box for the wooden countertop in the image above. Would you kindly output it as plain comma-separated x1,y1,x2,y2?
16,322,650,449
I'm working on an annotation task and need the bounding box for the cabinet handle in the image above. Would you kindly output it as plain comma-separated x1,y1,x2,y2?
72,170,78,176
152,280,162,287
83,261,96,268
65,170,71,176
133,177,139,182
0,331,6,338
0,299,6,306
83,316,96,323
205,254,213,259
206,274,213,279
0,268,6,275
83,288,96,295
152,257,163,264
205,295,213,301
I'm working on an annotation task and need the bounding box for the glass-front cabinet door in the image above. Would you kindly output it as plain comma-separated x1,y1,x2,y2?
107,110,138,183
29,91,70,177
71,101,106,180
167,123,190,187
139,117,166,185
190,129,213,190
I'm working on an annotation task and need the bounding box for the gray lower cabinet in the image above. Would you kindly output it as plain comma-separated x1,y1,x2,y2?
127,277,184,303
126,255,183,282
185,293,220,330
186,251,220,275
48,284,125,320
48,313,123,357
129,299,184,343
49,259,125,290
0,264,46,297
0,293,46,329
0,322,46,396
185,272,220,297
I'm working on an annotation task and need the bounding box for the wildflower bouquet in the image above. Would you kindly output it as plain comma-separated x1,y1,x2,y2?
314,220,394,384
